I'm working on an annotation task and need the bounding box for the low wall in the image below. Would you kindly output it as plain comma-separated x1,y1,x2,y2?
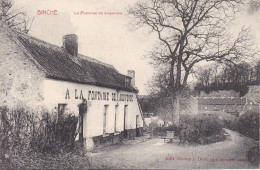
86,128,143,150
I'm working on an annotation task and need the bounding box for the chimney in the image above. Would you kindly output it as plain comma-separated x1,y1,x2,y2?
63,34,78,57
127,70,135,86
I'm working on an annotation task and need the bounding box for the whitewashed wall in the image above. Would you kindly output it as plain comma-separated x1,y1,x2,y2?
44,78,143,138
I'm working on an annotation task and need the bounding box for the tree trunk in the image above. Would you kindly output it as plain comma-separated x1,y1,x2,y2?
175,91,180,126
170,90,181,126
170,92,175,122
174,37,184,127
169,57,176,124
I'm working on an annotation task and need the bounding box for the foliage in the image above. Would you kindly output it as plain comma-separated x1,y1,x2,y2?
154,114,225,145
30,112,78,153
223,117,239,131
238,111,259,140
179,114,224,144
0,105,79,167
195,61,260,96
223,111,259,141
195,82,249,97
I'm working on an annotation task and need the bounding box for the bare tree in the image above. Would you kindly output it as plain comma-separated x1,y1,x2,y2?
0,0,33,33
248,0,260,14
195,60,259,94
196,67,213,87
128,0,258,125
146,66,171,95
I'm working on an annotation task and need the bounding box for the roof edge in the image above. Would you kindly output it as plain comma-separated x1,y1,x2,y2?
46,76,139,93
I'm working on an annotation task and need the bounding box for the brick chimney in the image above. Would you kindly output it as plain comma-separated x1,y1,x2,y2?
127,70,135,86
63,34,78,57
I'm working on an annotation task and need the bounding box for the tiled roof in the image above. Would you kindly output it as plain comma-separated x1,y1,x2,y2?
198,97,246,105
15,31,138,93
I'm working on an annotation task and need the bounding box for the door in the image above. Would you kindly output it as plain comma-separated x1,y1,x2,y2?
78,103,87,142
136,115,140,136
103,105,108,135
114,105,118,132
123,105,128,138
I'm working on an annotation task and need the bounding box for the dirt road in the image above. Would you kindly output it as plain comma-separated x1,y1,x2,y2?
90,129,259,169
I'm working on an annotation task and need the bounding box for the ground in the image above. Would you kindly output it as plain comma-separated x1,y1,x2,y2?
89,129,259,169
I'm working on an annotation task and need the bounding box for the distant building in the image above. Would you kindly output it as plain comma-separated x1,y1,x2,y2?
198,86,260,115
198,97,246,114
0,22,143,150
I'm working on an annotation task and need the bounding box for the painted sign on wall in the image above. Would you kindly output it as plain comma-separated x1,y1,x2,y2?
65,88,134,102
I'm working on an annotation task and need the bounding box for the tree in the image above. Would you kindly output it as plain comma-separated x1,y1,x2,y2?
248,0,260,14
0,0,33,33
196,66,213,87
194,59,259,97
128,0,258,125
255,60,260,82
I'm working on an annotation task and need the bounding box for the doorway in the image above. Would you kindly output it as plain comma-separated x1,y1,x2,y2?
78,102,87,142
103,105,109,135
136,115,140,136
123,105,128,138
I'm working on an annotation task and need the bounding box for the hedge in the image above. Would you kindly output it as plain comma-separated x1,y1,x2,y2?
179,114,225,144
224,111,259,141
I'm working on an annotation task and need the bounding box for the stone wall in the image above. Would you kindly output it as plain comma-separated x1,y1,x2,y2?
0,22,45,110
136,127,143,137
124,129,136,140
85,128,143,151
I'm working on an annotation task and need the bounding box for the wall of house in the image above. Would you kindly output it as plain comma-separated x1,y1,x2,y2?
0,22,45,110
43,78,143,139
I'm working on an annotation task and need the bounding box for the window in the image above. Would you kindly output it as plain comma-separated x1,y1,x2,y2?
114,105,119,132
58,104,67,120
103,105,109,135
125,77,131,87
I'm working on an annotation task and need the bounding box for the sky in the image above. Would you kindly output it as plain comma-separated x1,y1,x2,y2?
13,0,260,95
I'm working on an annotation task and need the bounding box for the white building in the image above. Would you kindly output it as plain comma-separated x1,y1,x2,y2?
0,22,143,149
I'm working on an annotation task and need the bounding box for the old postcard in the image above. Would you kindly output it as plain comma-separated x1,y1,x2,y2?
0,0,259,169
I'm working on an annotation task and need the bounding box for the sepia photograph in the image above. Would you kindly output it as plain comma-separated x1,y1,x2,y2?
0,0,259,169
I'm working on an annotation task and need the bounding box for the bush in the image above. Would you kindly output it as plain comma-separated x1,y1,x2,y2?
0,106,36,156
31,112,78,153
237,111,259,141
179,114,225,144
0,106,79,156
223,117,239,131
223,111,259,141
